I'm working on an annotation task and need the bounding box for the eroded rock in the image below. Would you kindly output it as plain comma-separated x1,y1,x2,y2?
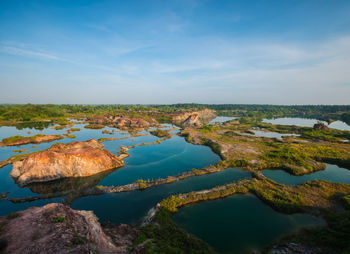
11,139,124,186
173,109,216,127
0,203,137,254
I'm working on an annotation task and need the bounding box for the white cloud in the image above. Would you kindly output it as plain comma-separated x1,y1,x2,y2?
0,46,60,60
1,35,349,104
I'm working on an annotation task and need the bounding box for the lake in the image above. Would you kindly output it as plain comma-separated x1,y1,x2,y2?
262,163,350,186
263,117,350,131
173,194,323,253
209,116,238,124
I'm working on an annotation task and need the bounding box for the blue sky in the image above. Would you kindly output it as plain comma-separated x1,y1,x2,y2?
0,0,350,104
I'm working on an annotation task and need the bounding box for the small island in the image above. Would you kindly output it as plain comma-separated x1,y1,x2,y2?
150,129,171,138
0,134,63,147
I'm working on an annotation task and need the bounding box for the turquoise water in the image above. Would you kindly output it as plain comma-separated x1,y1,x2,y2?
173,194,324,254
263,118,350,131
0,123,220,217
210,116,238,124
262,163,350,186
71,168,251,225
0,120,345,253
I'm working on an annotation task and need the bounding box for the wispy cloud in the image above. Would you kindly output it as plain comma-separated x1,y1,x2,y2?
0,46,61,60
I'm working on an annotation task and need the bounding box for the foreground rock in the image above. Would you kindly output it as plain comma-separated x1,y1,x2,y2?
11,139,124,186
172,109,216,127
0,134,63,147
269,243,322,254
0,203,138,254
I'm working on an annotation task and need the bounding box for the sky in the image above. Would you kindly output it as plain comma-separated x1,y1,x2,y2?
0,0,350,104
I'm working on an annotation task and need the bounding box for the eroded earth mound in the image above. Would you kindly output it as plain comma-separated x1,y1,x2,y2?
11,139,124,186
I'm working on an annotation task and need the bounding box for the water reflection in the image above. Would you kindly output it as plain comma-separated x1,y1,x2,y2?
25,168,117,194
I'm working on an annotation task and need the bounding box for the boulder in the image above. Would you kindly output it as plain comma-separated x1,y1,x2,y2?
11,139,124,186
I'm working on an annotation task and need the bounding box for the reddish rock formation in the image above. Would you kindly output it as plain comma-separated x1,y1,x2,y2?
172,109,216,127
313,122,329,130
0,203,139,254
87,114,159,130
0,134,63,147
10,139,124,186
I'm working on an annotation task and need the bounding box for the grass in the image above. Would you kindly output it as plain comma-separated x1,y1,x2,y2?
1,135,25,144
1,134,62,146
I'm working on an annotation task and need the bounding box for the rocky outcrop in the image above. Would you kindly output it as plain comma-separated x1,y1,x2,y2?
87,114,159,130
313,122,329,131
10,139,124,186
172,109,216,127
0,203,138,254
0,134,63,147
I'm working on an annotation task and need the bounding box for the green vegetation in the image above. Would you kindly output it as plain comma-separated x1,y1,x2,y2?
264,145,315,172
0,104,64,121
184,119,350,175
160,196,184,212
150,129,171,138
156,173,350,253
52,216,65,223
52,125,66,130
6,213,20,220
134,208,216,253
1,134,63,147
71,233,84,245
12,148,27,153
84,124,105,129
1,135,26,144
265,211,350,254
136,179,150,189
63,134,76,139
1,104,349,125
0,221,6,232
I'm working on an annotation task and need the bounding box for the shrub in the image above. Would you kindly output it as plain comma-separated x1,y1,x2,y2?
52,216,65,223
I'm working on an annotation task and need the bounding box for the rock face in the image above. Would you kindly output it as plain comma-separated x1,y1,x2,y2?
173,109,216,127
1,134,63,147
11,139,124,186
0,203,138,254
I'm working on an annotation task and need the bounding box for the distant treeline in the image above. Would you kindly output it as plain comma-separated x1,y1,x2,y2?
0,104,349,124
